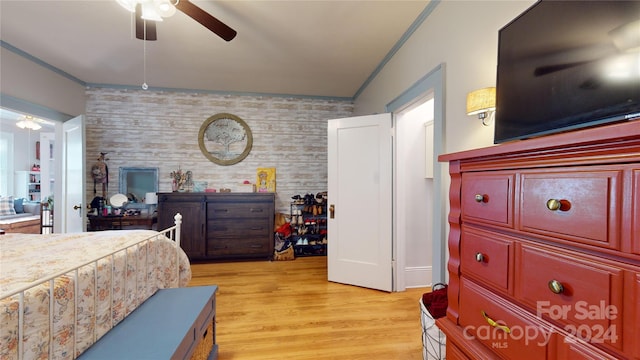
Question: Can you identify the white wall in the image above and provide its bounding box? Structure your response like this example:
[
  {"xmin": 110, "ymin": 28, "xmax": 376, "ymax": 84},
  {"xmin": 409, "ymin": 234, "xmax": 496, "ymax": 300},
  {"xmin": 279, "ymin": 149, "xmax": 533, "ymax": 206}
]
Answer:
[
  {"xmin": 1, "ymin": 125, "xmax": 40, "ymax": 199},
  {"xmin": 354, "ymin": 0, "xmax": 536, "ymax": 286},
  {"xmin": 0, "ymin": 47, "xmax": 86, "ymax": 117},
  {"xmin": 11, "ymin": 128, "xmax": 39, "ymax": 172},
  {"xmin": 354, "ymin": 0, "xmax": 535, "ymax": 153}
]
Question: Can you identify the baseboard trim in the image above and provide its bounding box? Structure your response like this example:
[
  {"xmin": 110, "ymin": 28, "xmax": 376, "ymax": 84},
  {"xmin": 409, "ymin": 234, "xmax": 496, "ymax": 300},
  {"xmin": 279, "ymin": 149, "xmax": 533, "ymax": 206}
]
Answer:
[{"xmin": 404, "ymin": 266, "xmax": 432, "ymax": 288}]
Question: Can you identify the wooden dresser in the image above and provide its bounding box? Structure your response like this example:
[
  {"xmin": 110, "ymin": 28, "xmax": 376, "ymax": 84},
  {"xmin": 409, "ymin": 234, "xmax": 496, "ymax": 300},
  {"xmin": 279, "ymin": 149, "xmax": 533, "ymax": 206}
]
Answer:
[
  {"xmin": 157, "ymin": 192, "xmax": 275, "ymax": 261},
  {"xmin": 437, "ymin": 120, "xmax": 640, "ymax": 360}
]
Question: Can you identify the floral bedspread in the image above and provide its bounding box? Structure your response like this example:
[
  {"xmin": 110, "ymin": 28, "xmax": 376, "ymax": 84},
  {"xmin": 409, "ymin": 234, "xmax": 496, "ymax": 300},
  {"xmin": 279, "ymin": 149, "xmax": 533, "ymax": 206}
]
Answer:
[{"xmin": 0, "ymin": 230, "xmax": 192, "ymax": 360}]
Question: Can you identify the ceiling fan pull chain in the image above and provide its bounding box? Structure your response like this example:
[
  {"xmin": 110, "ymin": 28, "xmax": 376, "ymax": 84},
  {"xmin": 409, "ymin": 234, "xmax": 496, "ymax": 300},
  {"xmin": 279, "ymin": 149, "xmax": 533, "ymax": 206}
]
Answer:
[{"xmin": 142, "ymin": 21, "xmax": 148, "ymax": 90}]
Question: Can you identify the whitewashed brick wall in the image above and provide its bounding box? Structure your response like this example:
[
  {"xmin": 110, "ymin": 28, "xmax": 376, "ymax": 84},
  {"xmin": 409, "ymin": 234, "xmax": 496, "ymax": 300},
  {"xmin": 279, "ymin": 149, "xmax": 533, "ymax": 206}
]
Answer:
[{"xmin": 84, "ymin": 88, "xmax": 353, "ymax": 213}]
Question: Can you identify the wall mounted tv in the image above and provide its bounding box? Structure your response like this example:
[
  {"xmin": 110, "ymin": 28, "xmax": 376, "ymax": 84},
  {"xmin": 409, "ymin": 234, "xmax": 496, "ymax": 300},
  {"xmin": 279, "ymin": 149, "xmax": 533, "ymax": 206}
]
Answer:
[{"xmin": 494, "ymin": 0, "xmax": 640, "ymax": 144}]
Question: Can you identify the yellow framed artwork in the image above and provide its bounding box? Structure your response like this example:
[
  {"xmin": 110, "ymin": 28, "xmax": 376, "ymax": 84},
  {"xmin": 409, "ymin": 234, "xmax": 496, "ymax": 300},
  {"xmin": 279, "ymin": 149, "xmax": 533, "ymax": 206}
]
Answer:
[{"xmin": 256, "ymin": 168, "xmax": 276, "ymax": 193}]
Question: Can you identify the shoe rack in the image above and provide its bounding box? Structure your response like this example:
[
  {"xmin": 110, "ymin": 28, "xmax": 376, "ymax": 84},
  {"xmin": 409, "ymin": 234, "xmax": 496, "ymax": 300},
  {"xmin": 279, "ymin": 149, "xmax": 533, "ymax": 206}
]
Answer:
[{"xmin": 290, "ymin": 192, "xmax": 327, "ymax": 256}]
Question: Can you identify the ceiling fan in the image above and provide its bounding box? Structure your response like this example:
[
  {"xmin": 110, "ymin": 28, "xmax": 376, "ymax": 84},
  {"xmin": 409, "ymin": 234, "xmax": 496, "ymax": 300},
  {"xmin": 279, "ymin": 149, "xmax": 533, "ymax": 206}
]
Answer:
[
  {"xmin": 533, "ymin": 18, "xmax": 639, "ymax": 77},
  {"xmin": 117, "ymin": 0, "xmax": 236, "ymax": 42}
]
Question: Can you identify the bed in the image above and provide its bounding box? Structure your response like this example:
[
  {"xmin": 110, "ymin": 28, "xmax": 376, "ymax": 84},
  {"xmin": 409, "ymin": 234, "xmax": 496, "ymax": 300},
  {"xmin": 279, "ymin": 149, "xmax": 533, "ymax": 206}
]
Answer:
[{"xmin": 0, "ymin": 214, "xmax": 191, "ymax": 360}]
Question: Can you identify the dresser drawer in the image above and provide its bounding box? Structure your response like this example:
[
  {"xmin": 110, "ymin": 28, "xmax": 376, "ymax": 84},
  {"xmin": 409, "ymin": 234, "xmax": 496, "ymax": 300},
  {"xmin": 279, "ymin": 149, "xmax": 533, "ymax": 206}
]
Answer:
[
  {"xmin": 461, "ymin": 226, "xmax": 514, "ymax": 292},
  {"xmin": 446, "ymin": 342, "xmax": 472, "ymax": 360},
  {"xmin": 208, "ymin": 202, "xmax": 271, "ymax": 219},
  {"xmin": 459, "ymin": 278, "xmax": 555, "ymax": 359},
  {"xmin": 519, "ymin": 169, "xmax": 622, "ymax": 249},
  {"xmin": 515, "ymin": 244, "xmax": 624, "ymax": 351},
  {"xmin": 207, "ymin": 218, "xmax": 271, "ymax": 237},
  {"xmin": 557, "ymin": 336, "xmax": 619, "ymax": 360},
  {"xmin": 207, "ymin": 237, "xmax": 271, "ymax": 256},
  {"xmin": 461, "ymin": 173, "xmax": 514, "ymax": 228}
]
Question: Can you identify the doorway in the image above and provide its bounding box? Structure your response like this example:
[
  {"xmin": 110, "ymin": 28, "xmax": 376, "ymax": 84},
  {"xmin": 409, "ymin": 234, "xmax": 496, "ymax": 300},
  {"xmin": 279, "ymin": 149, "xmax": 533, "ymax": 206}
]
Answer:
[
  {"xmin": 0, "ymin": 107, "xmax": 57, "ymax": 203},
  {"xmin": 394, "ymin": 98, "xmax": 435, "ymax": 289},
  {"xmin": 387, "ymin": 63, "xmax": 447, "ymax": 290},
  {"xmin": 327, "ymin": 64, "xmax": 446, "ymax": 292}
]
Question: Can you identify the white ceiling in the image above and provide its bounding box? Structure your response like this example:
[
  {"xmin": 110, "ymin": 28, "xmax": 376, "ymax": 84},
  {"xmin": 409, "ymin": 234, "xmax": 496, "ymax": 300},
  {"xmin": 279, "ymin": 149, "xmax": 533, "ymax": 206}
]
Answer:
[{"xmin": 0, "ymin": 0, "xmax": 430, "ymax": 99}]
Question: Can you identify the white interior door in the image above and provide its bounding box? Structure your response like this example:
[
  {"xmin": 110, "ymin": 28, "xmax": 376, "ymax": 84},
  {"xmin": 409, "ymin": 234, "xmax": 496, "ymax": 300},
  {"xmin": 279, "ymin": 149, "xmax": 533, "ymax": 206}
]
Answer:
[
  {"xmin": 327, "ymin": 113, "xmax": 393, "ymax": 292},
  {"xmin": 60, "ymin": 115, "xmax": 85, "ymax": 232}
]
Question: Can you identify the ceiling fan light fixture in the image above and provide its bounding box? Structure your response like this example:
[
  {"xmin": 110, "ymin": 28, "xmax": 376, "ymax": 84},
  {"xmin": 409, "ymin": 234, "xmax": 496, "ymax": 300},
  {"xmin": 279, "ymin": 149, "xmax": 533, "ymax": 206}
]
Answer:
[
  {"xmin": 155, "ymin": 0, "xmax": 177, "ymax": 17},
  {"xmin": 140, "ymin": 1, "xmax": 163, "ymax": 21}
]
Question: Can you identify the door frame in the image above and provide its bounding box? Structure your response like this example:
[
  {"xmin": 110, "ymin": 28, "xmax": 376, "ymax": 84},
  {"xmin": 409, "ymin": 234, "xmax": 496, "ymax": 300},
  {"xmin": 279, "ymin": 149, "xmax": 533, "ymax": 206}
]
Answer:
[{"xmin": 386, "ymin": 63, "xmax": 447, "ymax": 289}]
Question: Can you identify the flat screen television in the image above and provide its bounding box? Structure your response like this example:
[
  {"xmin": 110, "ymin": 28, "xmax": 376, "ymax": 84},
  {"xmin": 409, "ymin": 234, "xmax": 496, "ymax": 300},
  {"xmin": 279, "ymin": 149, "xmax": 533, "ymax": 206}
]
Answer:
[{"xmin": 494, "ymin": 0, "xmax": 640, "ymax": 144}]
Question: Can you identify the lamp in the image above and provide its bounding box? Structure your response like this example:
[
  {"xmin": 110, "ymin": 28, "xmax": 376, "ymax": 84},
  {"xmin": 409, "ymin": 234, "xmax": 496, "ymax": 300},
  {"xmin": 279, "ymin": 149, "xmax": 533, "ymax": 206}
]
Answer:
[
  {"xmin": 466, "ymin": 87, "xmax": 496, "ymax": 126},
  {"xmin": 16, "ymin": 116, "xmax": 42, "ymax": 130},
  {"xmin": 145, "ymin": 192, "xmax": 158, "ymax": 214}
]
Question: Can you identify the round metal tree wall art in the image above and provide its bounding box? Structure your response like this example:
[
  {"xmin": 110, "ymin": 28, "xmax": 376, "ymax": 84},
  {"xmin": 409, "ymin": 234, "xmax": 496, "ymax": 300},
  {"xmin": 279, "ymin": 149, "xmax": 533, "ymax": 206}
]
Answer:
[{"xmin": 198, "ymin": 113, "xmax": 253, "ymax": 166}]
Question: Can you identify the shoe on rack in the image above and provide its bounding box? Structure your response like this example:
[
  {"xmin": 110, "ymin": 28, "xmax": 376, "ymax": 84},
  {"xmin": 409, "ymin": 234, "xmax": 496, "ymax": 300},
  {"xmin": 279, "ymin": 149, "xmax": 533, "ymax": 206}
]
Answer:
[{"xmin": 296, "ymin": 238, "xmax": 304, "ymax": 245}]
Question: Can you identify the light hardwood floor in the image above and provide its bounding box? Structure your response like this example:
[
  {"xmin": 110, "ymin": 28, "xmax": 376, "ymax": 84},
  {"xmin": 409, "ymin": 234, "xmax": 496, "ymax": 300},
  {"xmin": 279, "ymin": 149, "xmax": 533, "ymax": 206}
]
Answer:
[{"xmin": 189, "ymin": 256, "xmax": 429, "ymax": 360}]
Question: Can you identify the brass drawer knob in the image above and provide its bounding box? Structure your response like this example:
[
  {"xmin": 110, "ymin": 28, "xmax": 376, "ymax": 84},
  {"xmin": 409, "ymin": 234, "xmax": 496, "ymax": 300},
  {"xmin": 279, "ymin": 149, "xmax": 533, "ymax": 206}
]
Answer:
[
  {"xmin": 546, "ymin": 199, "xmax": 571, "ymax": 211},
  {"xmin": 548, "ymin": 279, "xmax": 564, "ymax": 294},
  {"xmin": 474, "ymin": 194, "xmax": 487, "ymax": 203},
  {"xmin": 475, "ymin": 252, "xmax": 485, "ymax": 263},
  {"xmin": 546, "ymin": 199, "xmax": 561, "ymax": 211}
]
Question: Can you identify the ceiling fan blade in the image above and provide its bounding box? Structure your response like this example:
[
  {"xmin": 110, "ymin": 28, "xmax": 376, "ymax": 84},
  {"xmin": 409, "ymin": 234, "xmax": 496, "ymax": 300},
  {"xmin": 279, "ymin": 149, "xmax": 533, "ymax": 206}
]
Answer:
[
  {"xmin": 175, "ymin": 0, "xmax": 237, "ymax": 41},
  {"xmin": 135, "ymin": 4, "xmax": 157, "ymax": 41},
  {"xmin": 533, "ymin": 60, "xmax": 594, "ymax": 76}
]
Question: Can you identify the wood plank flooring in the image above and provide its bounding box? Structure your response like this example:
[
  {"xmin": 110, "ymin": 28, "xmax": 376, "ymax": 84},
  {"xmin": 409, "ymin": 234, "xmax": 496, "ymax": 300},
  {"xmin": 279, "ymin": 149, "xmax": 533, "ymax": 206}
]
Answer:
[{"xmin": 189, "ymin": 256, "xmax": 429, "ymax": 360}]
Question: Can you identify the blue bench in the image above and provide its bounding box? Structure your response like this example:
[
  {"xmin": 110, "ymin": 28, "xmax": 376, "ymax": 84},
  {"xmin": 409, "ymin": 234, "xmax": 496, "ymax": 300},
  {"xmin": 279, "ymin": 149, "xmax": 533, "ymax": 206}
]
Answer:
[{"xmin": 79, "ymin": 285, "xmax": 218, "ymax": 360}]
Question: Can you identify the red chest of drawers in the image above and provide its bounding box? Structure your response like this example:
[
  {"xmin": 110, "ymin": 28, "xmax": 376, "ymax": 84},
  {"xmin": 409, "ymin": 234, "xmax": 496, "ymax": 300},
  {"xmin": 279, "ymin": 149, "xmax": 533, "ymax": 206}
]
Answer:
[{"xmin": 437, "ymin": 120, "xmax": 640, "ymax": 360}]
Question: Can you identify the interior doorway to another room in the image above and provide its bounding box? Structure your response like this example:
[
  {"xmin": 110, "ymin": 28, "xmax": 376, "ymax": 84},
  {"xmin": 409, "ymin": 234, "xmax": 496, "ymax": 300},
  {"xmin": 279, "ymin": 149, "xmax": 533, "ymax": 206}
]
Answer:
[
  {"xmin": 386, "ymin": 63, "xmax": 446, "ymax": 290},
  {"xmin": 0, "ymin": 107, "xmax": 59, "ymax": 221},
  {"xmin": 394, "ymin": 97, "xmax": 435, "ymax": 289}
]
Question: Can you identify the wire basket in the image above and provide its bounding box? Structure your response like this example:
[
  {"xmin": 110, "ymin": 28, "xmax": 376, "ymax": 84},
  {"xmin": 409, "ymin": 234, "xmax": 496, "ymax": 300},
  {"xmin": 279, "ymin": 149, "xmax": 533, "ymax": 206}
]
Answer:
[{"xmin": 420, "ymin": 298, "xmax": 446, "ymax": 360}]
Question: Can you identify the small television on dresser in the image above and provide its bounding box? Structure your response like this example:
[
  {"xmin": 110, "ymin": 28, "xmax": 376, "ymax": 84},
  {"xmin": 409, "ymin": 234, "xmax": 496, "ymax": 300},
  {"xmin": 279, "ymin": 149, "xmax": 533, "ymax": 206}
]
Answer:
[{"xmin": 494, "ymin": 0, "xmax": 640, "ymax": 144}]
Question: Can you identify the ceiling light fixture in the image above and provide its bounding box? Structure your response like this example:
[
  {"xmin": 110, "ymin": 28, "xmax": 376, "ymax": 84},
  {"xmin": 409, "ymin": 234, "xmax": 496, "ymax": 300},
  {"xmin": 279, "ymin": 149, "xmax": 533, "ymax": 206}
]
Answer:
[
  {"xmin": 116, "ymin": 0, "xmax": 179, "ymax": 21},
  {"xmin": 16, "ymin": 116, "xmax": 42, "ymax": 131}
]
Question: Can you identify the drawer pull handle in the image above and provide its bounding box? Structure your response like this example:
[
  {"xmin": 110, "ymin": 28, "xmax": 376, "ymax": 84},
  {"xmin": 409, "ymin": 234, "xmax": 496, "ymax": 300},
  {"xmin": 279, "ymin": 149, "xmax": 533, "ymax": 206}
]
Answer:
[
  {"xmin": 481, "ymin": 311, "xmax": 511, "ymax": 334},
  {"xmin": 548, "ymin": 279, "xmax": 564, "ymax": 294},
  {"xmin": 474, "ymin": 194, "xmax": 487, "ymax": 203},
  {"xmin": 546, "ymin": 199, "xmax": 571, "ymax": 212},
  {"xmin": 475, "ymin": 253, "xmax": 485, "ymax": 263}
]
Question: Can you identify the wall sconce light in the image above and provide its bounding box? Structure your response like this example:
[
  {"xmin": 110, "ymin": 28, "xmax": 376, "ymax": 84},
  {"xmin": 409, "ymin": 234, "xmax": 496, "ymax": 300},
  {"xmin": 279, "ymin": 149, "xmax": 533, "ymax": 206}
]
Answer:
[{"xmin": 466, "ymin": 87, "xmax": 496, "ymax": 126}]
